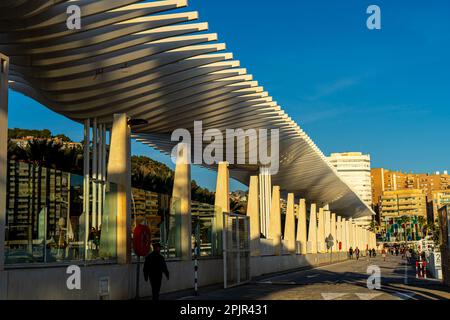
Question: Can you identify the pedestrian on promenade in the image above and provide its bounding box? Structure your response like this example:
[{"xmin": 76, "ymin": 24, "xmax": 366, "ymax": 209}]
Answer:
[
  {"xmin": 349, "ymin": 247, "xmax": 354, "ymax": 259},
  {"xmin": 143, "ymin": 243, "xmax": 170, "ymax": 301},
  {"xmin": 355, "ymin": 247, "xmax": 360, "ymax": 260},
  {"xmin": 405, "ymin": 249, "xmax": 412, "ymax": 264},
  {"xmin": 381, "ymin": 248, "xmax": 387, "ymax": 261},
  {"xmin": 372, "ymin": 248, "xmax": 376, "ymax": 257}
]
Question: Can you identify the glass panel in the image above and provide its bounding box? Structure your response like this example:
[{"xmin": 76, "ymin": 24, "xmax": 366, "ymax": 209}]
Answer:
[{"xmin": 4, "ymin": 160, "xmax": 118, "ymax": 265}]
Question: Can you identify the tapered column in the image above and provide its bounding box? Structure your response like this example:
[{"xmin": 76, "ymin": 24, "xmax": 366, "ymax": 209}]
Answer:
[
  {"xmin": 296, "ymin": 199, "xmax": 307, "ymax": 254},
  {"xmin": 356, "ymin": 226, "xmax": 360, "ymax": 249},
  {"xmin": 307, "ymin": 203, "xmax": 317, "ymax": 253},
  {"xmin": 336, "ymin": 216, "xmax": 342, "ymax": 251},
  {"xmin": 0, "ymin": 54, "xmax": 9, "ymax": 271},
  {"xmin": 259, "ymin": 167, "xmax": 272, "ymax": 237},
  {"xmin": 324, "ymin": 209, "xmax": 331, "ymax": 251},
  {"xmin": 330, "ymin": 213, "xmax": 336, "ymax": 251},
  {"xmin": 365, "ymin": 229, "xmax": 369, "ymax": 250},
  {"xmin": 284, "ymin": 193, "xmax": 296, "ymax": 254},
  {"xmin": 344, "ymin": 219, "xmax": 350, "ymax": 252},
  {"xmin": 170, "ymin": 143, "xmax": 192, "ymax": 260},
  {"xmin": 348, "ymin": 218, "xmax": 354, "ymax": 249},
  {"xmin": 214, "ymin": 161, "xmax": 229, "ymax": 256},
  {"xmin": 107, "ymin": 113, "xmax": 132, "ymax": 264},
  {"xmin": 317, "ymin": 207, "xmax": 325, "ymax": 253},
  {"xmin": 215, "ymin": 161, "xmax": 230, "ymax": 214},
  {"xmin": 247, "ymin": 176, "xmax": 260, "ymax": 256},
  {"xmin": 268, "ymin": 186, "xmax": 281, "ymax": 255}
]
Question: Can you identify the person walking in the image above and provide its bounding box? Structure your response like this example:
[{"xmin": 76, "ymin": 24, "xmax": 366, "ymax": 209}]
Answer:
[
  {"xmin": 355, "ymin": 247, "xmax": 360, "ymax": 260},
  {"xmin": 405, "ymin": 249, "xmax": 412, "ymax": 264},
  {"xmin": 381, "ymin": 248, "xmax": 387, "ymax": 261},
  {"xmin": 349, "ymin": 247, "xmax": 354, "ymax": 259},
  {"xmin": 143, "ymin": 243, "xmax": 169, "ymax": 301}
]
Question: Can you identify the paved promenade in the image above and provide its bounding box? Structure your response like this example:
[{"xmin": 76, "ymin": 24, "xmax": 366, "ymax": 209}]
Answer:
[{"xmin": 165, "ymin": 255, "xmax": 450, "ymax": 300}]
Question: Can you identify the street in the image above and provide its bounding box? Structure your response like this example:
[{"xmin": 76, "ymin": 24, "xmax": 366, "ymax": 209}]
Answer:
[{"xmin": 172, "ymin": 255, "xmax": 450, "ymax": 300}]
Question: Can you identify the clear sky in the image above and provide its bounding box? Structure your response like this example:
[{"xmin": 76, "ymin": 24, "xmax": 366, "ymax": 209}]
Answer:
[{"xmin": 7, "ymin": 0, "xmax": 450, "ymax": 191}]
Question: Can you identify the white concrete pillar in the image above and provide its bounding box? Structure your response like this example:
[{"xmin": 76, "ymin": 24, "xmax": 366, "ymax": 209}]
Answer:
[
  {"xmin": 269, "ymin": 186, "xmax": 281, "ymax": 255},
  {"xmin": 344, "ymin": 219, "xmax": 350, "ymax": 252},
  {"xmin": 336, "ymin": 216, "xmax": 342, "ymax": 251},
  {"xmin": 348, "ymin": 218, "xmax": 354, "ymax": 249},
  {"xmin": 307, "ymin": 203, "xmax": 317, "ymax": 254},
  {"xmin": 296, "ymin": 199, "xmax": 307, "ymax": 254},
  {"xmin": 215, "ymin": 161, "xmax": 230, "ymax": 214},
  {"xmin": 317, "ymin": 207, "xmax": 325, "ymax": 253},
  {"xmin": 331, "ymin": 213, "xmax": 336, "ymax": 251},
  {"xmin": 259, "ymin": 167, "xmax": 272, "ymax": 237},
  {"xmin": 284, "ymin": 193, "xmax": 296, "ymax": 254},
  {"xmin": 324, "ymin": 209, "xmax": 331, "ymax": 247},
  {"xmin": 247, "ymin": 176, "xmax": 260, "ymax": 256},
  {"xmin": 171, "ymin": 143, "xmax": 192, "ymax": 261},
  {"xmin": 214, "ymin": 161, "xmax": 229, "ymax": 255},
  {"xmin": 0, "ymin": 54, "xmax": 9, "ymax": 271},
  {"xmin": 365, "ymin": 229, "xmax": 370, "ymax": 250},
  {"xmin": 107, "ymin": 113, "xmax": 132, "ymax": 264}
]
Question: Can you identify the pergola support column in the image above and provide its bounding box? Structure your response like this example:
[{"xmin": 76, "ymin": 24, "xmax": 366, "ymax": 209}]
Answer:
[
  {"xmin": 171, "ymin": 143, "xmax": 192, "ymax": 261},
  {"xmin": 330, "ymin": 213, "xmax": 336, "ymax": 252},
  {"xmin": 336, "ymin": 216, "xmax": 342, "ymax": 251},
  {"xmin": 0, "ymin": 53, "xmax": 9, "ymax": 271},
  {"xmin": 247, "ymin": 176, "xmax": 260, "ymax": 256},
  {"xmin": 307, "ymin": 203, "xmax": 317, "ymax": 254},
  {"xmin": 296, "ymin": 199, "xmax": 307, "ymax": 254},
  {"xmin": 107, "ymin": 114, "xmax": 132, "ymax": 264},
  {"xmin": 324, "ymin": 209, "xmax": 331, "ymax": 252},
  {"xmin": 284, "ymin": 193, "xmax": 296, "ymax": 254},
  {"xmin": 344, "ymin": 218, "xmax": 350, "ymax": 252},
  {"xmin": 317, "ymin": 207, "xmax": 325, "ymax": 253},
  {"xmin": 214, "ymin": 161, "xmax": 229, "ymax": 256},
  {"xmin": 268, "ymin": 186, "xmax": 281, "ymax": 256},
  {"xmin": 258, "ymin": 167, "xmax": 271, "ymax": 237}
]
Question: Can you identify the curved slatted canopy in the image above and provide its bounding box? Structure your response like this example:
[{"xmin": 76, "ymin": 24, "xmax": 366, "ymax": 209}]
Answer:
[{"xmin": 0, "ymin": 0, "xmax": 374, "ymax": 219}]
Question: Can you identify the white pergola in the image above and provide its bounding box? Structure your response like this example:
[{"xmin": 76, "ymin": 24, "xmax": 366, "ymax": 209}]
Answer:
[{"xmin": 0, "ymin": 0, "xmax": 374, "ymax": 219}]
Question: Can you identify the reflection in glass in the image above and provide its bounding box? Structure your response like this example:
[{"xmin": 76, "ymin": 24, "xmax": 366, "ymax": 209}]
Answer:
[{"xmin": 4, "ymin": 160, "xmax": 118, "ymax": 265}]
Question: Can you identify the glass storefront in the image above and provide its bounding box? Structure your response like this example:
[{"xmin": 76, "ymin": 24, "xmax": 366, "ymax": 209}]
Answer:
[
  {"xmin": 4, "ymin": 160, "xmax": 118, "ymax": 265},
  {"xmin": 4, "ymin": 160, "xmax": 223, "ymax": 266},
  {"xmin": 130, "ymin": 191, "xmax": 222, "ymax": 260}
]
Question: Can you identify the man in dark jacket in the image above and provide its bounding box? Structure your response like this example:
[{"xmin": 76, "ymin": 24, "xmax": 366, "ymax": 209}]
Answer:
[{"xmin": 143, "ymin": 243, "xmax": 169, "ymax": 301}]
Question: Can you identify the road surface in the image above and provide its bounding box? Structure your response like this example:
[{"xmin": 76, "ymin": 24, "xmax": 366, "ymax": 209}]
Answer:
[{"xmin": 166, "ymin": 255, "xmax": 450, "ymax": 300}]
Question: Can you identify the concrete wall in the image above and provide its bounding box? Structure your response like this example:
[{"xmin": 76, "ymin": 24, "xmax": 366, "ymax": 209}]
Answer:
[
  {"xmin": 251, "ymin": 252, "xmax": 348, "ymax": 277},
  {"xmin": 0, "ymin": 252, "xmax": 346, "ymax": 300}
]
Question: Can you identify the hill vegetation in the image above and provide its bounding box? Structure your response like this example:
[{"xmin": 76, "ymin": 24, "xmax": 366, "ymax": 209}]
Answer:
[{"xmin": 7, "ymin": 128, "xmax": 215, "ymax": 204}]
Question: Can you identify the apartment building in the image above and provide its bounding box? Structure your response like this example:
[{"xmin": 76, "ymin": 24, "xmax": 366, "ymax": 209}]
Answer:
[{"xmin": 328, "ymin": 152, "xmax": 373, "ymax": 228}]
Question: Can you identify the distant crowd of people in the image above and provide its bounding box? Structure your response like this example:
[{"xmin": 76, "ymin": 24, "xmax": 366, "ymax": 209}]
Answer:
[{"xmin": 348, "ymin": 247, "xmax": 377, "ymax": 260}]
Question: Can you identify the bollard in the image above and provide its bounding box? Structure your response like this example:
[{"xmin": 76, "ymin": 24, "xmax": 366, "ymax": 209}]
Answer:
[
  {"xmin": 194, "ymin": 242, "xmax": 199, "ymax": 296},
  {"xmin": 415, "ymin": 261, "xmax": 419, "ymax": 278},
  {"xmin": 423, "ymin": 261, "xmax": 427, "ymax": 279}
]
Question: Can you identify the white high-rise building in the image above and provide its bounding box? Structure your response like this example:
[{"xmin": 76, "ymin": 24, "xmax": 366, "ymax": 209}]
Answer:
[{"xmin": 327, "ymin": 152, "xmax": 373, "ymax": 228}]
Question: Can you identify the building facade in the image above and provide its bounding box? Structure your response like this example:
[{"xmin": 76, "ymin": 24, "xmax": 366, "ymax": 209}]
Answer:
[
  {"xmin": 328, "ymin": 152, "xmax": 373, "ymax": 228},
  {"xmin": 380, "ymin": 189, "xmax": 427, "ymax": 241},
  {"xmin": 431, "ymin": 190, "xmax": 450, "ymax": 223},
  {"xmin": 380, "ymin": 189, "xmax": 427, "ymax": 218},
  {"xmin": 372, "ymin": 168, "xmax": 450, "ymax": 222}
]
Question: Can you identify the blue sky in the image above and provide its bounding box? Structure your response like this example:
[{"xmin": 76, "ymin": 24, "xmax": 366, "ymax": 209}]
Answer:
[{"xmin": 7, "ymin": 0, "xmax": 450, "ymax": 191}]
